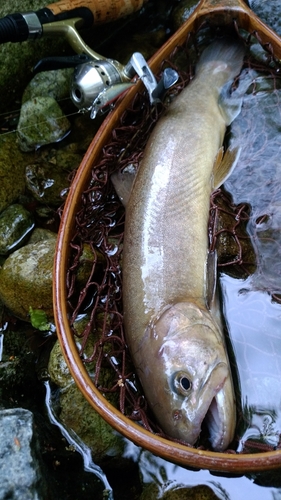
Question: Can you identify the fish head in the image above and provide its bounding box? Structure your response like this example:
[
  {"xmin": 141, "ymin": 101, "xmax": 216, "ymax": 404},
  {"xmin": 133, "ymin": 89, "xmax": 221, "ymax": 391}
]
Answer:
[{"xmin": 137, "ymin": 302, "xmax": 235, "ymax": 451}]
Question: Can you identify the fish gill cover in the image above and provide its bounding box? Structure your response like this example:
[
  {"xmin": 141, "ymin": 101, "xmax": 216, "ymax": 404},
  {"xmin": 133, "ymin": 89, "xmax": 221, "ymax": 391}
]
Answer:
[{"xmin": 60, "ymin": 24, "xmax": 281, "ymax": 453}]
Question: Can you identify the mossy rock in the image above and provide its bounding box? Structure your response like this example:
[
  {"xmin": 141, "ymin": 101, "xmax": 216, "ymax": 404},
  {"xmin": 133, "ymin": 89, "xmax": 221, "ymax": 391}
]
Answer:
[
  {"xmin": 17, "ymin": 97, "xmax": 70, "ymax": 152},
  {"xmin": 22, "ymin": 68, "xmax": 73, "ymax": 104},
  {"xmin": 59, "ymin": 384, "xmax": 124, "ymax": 462},
  {"xmin": 49, "ymin": 329, "xmax": 124, "ymax": 463},
  {"xmin": 0, "ymin": 134, "xmax": 34, "ymax": 214},
  {"xmin": 0, "ymin": 1, "xmax": 68, "ymax": 114},
  {"xmin": 0, "ymin": 235, "xmax": 56, "ymax": 320},
  {"xmin": 0, "ymin": 203, "xmax": 34, "ymax": 255}
]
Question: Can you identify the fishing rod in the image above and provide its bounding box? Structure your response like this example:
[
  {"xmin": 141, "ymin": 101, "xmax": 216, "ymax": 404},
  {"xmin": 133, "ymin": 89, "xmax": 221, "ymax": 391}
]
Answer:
[
  {"xmin": 0, "ymin": 0, "xmax": 178, "ymax": 119},
  {"xmin": 0, "ymin": 0, "xmax": 149, "ymax": 43}
]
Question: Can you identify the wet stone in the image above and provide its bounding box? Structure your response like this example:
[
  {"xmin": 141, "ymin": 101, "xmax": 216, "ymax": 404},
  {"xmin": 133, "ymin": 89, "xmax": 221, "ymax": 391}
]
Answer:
[
  {"xmin": 28, "ymin": 227, "xmax": 58, "ymax": 245},
  {"xmin": 0, "ymin": 408, "xmax": 46, "ymax": 500},
  {"xmin": 59, "ymin": 384, "xmax": 125, "ymax": 463},
  {"xmin": 48, "ymin": 333, "xmax": 124, "ymax": 462},
  {"xmin": 26, "ymin": 163, "xmax": 68, "ymax": 206},
  {"xmin": 0, "ymin": 204, "xmax": 34, "ymax": 255},
  {"xmin": 48, "ymin": 340, "xmax": 74, "ymax": 389},
  {"xmin": 25, "ymin": 147, "xmax": 82, "ymax": 206},
  {"xmin": 17, "ymin": 97, "xmax": 71, "ymax": 152},
  {"xmin": 76, "ymin": 243, "xmax": 106, "ymax": 291},
  {"xmin": 172, "ymin": 0, "xmax": 200, "ymax": 31},
  {"xmin": 47, "ymin": 145, "xmax": 83, "ymax": 172},
  {"xmin": 48, "ymin": 315, "xmax": 93, "ymax": 389},
  {"xmin": 0, "ymin": 1, "xmax": 68, "ymax": 114},
  {"xmin": 0, "ymin": 235, "xmax": 56, "ymax": 320},
  {"xmin": 0, "ymin": 134, "xmax": 33, "ymax": 214},
  {"xmin": 22, "ymin": 68, "xmax": 73, "ymax": 104}
]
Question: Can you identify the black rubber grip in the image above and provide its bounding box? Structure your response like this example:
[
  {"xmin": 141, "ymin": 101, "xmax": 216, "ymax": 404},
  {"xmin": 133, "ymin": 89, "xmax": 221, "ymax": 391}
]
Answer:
[
  {"xmin": 0, "ymin": 7, "xmax": 93, "ymax": 45},
  {"xmin": 0, "ymin": 13, "xmax": 29, "ymax": 43}
]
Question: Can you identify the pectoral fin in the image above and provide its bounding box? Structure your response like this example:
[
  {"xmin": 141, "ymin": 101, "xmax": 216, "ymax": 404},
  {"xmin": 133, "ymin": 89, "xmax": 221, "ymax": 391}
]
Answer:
[
  {"xmin": 212, "ymin": 145, "xmax": 241, "ymax": 189},
  {"xmin": 206, "ymin": 250, "xmax": 218, "ymax": 310},
  {"xmin": 111, "ymin": 164, "xmax": 137, "ymax": 207}
]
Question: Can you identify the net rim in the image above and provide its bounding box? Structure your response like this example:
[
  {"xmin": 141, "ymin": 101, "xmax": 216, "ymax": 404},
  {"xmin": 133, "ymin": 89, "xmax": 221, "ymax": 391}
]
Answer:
[{"xmin": 53, "ymin": 0, "xmax": 281, "ymax": 472}]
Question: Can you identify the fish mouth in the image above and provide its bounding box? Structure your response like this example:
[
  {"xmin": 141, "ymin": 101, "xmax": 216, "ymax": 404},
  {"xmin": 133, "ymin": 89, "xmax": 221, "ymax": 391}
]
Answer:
[
  {"xmin": 197, "ymin": 360, "xmax": 234, "ymax": 452},
  {"xmin": 204, "ymin": 388, "xmax": 230, "ymax": 451}
]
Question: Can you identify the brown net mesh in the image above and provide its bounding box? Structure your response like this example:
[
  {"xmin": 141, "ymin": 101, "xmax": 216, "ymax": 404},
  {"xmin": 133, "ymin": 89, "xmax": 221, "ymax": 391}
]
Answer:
[{"xmin": 61, "ymin": 22, "xmax": 281, "ymax": 452}]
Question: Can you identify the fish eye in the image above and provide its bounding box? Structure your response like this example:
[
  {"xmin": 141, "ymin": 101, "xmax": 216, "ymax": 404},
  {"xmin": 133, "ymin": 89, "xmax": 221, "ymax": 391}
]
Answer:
[{"xmin": 173, "ymin": 371, "xmax": 192, "ymax": 396}]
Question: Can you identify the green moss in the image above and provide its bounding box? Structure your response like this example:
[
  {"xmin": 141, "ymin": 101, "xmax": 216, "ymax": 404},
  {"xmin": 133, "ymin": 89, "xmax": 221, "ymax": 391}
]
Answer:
[{"xmin": 29, "ymin": 307, "xmax": 51, "ymax": 331}]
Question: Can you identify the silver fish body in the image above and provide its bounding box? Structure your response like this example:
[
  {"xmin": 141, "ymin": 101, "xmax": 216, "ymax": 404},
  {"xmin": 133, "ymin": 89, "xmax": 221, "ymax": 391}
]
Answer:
[{"xmin": 121, "ymin": 40, "xmax": 246, "ymax": 451}]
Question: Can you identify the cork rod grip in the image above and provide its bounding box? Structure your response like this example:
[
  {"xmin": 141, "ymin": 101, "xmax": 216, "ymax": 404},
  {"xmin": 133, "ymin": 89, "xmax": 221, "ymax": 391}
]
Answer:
[{"xmin": 47, "ymin": 0, "xmax": 148, "ymax": 24}]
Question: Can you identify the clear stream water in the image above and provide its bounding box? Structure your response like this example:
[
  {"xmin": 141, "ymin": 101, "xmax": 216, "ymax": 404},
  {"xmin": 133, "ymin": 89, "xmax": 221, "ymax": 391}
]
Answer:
[{"xmin": 223, "ymin": 77, "xmax": 281, "ymax": 451}]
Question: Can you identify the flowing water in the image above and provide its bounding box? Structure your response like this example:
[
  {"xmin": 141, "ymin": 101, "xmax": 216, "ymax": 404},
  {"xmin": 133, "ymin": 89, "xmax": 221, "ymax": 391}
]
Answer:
[{"xmin": 222, "ymin": 76, "xmax": 281, "ymax": 451}]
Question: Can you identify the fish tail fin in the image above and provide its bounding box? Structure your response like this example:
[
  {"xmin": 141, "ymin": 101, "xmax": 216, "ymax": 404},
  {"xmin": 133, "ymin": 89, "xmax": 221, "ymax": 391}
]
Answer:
[{"xmin": 196, "ymin": 38, "xmax": 245, "ymax": 84}]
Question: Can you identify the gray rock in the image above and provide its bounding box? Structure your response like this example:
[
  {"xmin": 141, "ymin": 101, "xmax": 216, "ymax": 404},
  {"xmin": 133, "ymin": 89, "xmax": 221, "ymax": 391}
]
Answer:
[
  {"xmin": 0, "ymin": 203, "xmax": 34, "ymax": 255},
  {"xmin": 22, "ymin": 68, "xmax": 73, "ymax": 104},
  {"xmin": 28, "ymin": 228, "xmax": 58, "ymax": 245},
  {"xmin": 17, "ymin": 97, "xmax": 71, "ymax": 152},
  {"xmin": 0, "ymin": 408, "xmax": 46, "ymax": 500}
]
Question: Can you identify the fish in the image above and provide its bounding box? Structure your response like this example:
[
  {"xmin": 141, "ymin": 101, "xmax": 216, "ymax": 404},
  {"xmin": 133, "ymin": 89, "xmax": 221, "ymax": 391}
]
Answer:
[{"xmin": 113, "ymin": 39, "xmax": 248, "ymax": 451}]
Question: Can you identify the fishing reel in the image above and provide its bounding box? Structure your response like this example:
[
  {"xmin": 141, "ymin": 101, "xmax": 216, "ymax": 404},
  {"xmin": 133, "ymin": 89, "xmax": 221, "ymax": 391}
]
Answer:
[
  {"xmin": 34, "ymin": 17, "xmax": 179, "ymax": 118},
  {"xmin": 70, "ymin": 52, "xmax": 179, "ymax": 118}
]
